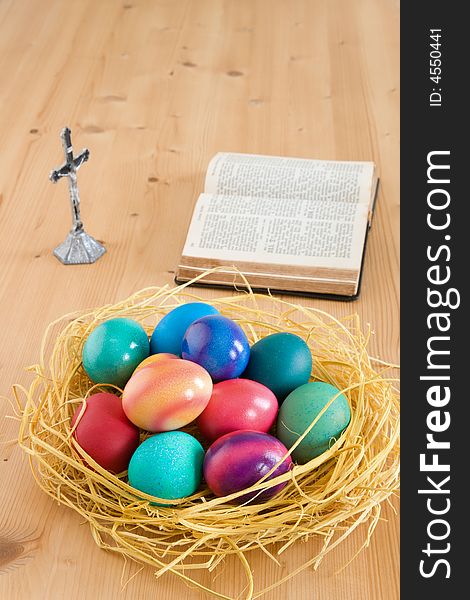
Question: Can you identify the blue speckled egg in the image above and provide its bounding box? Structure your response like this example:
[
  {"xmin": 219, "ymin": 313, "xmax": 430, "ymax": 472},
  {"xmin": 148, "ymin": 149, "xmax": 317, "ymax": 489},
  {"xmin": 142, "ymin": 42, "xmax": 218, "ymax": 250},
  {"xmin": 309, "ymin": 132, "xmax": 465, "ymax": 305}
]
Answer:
[
  {"xmin": 181, "ymin": 315, "xmax": 250, "ymax": 381},
  {"xmin": 128, "ymin": 431, "xmax": 204, "ymax": 502},
  {"xmin": 82, "ymin": 318, "xmax": 150, "ymax": 388},
  {"xmin": 243, "ymin": 332, "xmax": 312, "ymax": 402},
  {"xmin": 150, "ymin": 302, "xmax": 219, "ymax": 356},
  {"xmin": 277, "ymin": 382, "xmax": 351, "ymax": 463}
]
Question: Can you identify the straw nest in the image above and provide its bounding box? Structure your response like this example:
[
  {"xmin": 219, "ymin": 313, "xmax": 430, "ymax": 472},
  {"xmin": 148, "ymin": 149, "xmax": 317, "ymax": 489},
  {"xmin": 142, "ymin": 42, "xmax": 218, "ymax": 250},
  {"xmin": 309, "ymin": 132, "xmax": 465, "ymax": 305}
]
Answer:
[{"xmin": 15, "ymin": 271, "xmax": 399, "ymax": 599}]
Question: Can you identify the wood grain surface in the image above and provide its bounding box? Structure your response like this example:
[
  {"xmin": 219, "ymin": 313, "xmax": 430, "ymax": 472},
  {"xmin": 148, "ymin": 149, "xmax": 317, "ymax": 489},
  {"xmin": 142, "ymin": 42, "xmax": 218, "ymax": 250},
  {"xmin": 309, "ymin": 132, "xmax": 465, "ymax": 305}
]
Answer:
[{"xmin": 0, "ymin": 1, "xmax": 399, "ymax": 598}]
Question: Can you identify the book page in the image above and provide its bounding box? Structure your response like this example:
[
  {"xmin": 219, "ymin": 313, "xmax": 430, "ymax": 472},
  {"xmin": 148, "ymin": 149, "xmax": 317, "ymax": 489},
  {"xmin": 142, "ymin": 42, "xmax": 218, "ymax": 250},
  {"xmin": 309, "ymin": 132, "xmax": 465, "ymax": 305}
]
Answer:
[
  {"xmin": 205, "ymin": 152, "xmax": 374, "ymax": 207},
  {"xmin": 182, "ymin": 193, "xmax": 369, "ymax": 270}
]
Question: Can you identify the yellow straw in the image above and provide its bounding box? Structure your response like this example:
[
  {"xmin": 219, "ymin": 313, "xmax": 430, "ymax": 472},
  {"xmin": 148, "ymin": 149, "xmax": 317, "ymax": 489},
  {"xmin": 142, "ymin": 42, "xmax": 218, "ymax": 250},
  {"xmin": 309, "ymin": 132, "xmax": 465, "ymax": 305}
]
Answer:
[{"xmin": 14, "ymin": 267, "xmax": 399, "ymax": 599}]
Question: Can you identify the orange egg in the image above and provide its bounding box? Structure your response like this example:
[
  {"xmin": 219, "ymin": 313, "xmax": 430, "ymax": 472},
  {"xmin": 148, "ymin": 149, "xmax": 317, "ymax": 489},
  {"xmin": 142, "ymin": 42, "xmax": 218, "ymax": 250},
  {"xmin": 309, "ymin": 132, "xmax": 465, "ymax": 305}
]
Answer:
[
  {"xmin": 133, "ymin": 352, "xmax": 179, "ymax": 374},
  {"xmin": 122, "ymin": 358, "xmax": 212, "ymax": 432}
]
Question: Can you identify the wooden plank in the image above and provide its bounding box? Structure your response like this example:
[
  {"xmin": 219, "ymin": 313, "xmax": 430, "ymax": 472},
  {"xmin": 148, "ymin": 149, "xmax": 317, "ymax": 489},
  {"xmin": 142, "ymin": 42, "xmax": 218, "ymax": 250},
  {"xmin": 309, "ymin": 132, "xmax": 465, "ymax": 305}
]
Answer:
[{"xmin": 0, "ymin": 0, "xmax": 399, "ymax": 598}]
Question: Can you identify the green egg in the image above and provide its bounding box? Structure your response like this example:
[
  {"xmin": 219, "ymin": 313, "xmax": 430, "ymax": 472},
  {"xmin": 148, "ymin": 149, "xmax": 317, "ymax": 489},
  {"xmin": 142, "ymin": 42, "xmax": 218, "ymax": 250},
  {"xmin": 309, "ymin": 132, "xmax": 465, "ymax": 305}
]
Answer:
[
  {"xmin": 276, "ymin": 382, "xmax": 351, "ymax": 463},
  {"xmin": 242, "ymin": 332, "xmax": 312, "ymax": 402},
  {"xmin": 82, "ymin": 318, "xmax": 149, "ymax": 388},
  {"xmin": 128, "ymin": 431, "xmax": 204, "ymax": 504}
]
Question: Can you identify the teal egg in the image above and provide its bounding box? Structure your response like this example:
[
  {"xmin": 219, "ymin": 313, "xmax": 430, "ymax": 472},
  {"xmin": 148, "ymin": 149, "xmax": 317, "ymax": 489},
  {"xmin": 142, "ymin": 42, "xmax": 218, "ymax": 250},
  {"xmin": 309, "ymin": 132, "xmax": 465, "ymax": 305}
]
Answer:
[
  {"xmin": 277, "ymin": 382, "xmax": 351, "ymax": 463},
  {"xmin": 243, "ymin": 333, "xmax": 312, "ymax": 401},
  {"xmin": 128, "ymin": 431, "xmax": 204, "ymax": 502},
  {"xmin": 82, "ymin": 318, "xmax": 150, "ymax": 388}
]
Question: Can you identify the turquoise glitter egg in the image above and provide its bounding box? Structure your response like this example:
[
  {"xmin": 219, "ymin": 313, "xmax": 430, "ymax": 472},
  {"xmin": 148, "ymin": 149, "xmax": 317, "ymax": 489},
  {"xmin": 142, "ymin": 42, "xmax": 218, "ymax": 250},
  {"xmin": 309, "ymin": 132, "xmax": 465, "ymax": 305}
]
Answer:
[
  {"xmin": 277, "ymin": 382, "xmax": 351, "ymax": 463},
  {"xmin": 128, "ymin": 431, "xmax": 204, "ymax": 502},
  {"xmin": 150, "ymin": 302, "xmax": 219, "ymax": 356},
  {"xmin": 82, "ymin": 318, "xmax": 150, "ymax": 388},
  {"xmin": 242, "ymin": 332, "xmax": 312, "ymax": 402}
]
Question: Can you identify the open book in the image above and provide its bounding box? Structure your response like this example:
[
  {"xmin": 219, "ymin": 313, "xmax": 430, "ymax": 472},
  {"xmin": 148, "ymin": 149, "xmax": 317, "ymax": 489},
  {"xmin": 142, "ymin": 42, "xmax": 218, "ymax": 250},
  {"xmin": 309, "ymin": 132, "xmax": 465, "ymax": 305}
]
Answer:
[{"xmin": 175, "ymin": 152, "xmax": 378, "ymax": 299}]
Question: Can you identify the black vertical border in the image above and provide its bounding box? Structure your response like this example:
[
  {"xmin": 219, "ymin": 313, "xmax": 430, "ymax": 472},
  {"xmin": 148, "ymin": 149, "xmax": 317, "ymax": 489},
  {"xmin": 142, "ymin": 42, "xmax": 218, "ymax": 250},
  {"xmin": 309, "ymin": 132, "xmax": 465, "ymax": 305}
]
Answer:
[{"xmin": 401, "ymin": 4, "xmax": 466, "ymax": 597}]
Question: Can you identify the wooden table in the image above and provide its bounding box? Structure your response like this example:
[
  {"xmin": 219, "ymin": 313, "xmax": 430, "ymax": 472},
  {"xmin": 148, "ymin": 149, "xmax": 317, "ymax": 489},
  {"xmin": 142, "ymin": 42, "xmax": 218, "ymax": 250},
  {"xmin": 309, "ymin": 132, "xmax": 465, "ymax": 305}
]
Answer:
[{"xmin": 0, "ymin": 1, "xmax": 399, "ymax": 598}]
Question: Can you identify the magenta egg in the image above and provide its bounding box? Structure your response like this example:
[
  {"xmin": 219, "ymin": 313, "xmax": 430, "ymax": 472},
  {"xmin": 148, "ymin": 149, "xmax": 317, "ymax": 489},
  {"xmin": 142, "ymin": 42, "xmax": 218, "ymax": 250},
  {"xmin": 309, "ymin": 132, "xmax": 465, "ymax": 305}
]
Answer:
[
  {"xmin": 197, "ymin": 379, "xmax": 278, "ymax": 443},
  {"xmin": 203, "ymin": 430, "xmax": 292, "ymax": 503}
]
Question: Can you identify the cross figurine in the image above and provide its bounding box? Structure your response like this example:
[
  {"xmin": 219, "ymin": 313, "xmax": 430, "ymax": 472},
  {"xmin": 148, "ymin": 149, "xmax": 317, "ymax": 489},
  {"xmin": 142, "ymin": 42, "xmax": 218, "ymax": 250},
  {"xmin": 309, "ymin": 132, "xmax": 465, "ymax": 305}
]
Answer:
[{"xmin": 49, "ymin": 127, "xmax": 106, "ymax": 264}]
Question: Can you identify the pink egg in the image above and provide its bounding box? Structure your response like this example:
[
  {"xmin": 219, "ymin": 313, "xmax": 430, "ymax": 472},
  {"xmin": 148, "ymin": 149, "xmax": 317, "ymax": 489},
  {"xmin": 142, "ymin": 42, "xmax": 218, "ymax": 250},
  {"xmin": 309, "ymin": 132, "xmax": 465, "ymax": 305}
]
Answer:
[
  {"xmin": 71, "ymin": 392, "xmax": 140, "ymax": 473},
  {"xmin": 197, "ymin": 379, "xmax": 279, "ymax": 442},
  {"xmin": 122, "ymin": 358, "xmax": 212, "ymax": 432},
  {"xmin": 133, "ymin": 352, "xmax": 179, "ymax": 374}
]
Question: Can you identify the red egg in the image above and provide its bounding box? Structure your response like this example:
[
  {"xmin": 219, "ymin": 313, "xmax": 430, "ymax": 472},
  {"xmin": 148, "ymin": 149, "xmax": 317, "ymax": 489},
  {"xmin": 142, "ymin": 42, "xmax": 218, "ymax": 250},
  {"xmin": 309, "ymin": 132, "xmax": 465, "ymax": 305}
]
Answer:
[
  {"xmin": 196, "ymin": 379, "xmax": 279, "ymax": 443},
  {"xmin": 71, "ymin": 392, "xmax": 140, "ymax": 473}
]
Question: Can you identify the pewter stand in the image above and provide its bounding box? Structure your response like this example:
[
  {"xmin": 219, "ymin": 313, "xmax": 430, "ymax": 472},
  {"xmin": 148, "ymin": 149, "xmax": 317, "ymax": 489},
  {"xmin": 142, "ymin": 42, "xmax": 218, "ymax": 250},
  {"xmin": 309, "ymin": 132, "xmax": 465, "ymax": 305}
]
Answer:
[{"xmin": 49, "ymin": 127, "xmax": 106, "ymax": 264}]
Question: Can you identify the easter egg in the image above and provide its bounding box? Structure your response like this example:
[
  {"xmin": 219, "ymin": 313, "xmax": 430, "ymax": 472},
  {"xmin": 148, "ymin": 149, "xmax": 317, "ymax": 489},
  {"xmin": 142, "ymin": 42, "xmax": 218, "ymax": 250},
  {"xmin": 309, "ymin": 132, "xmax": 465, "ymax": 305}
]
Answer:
[
  {"xmin": 133, "ymin": 353, "xmax": 178, "ymax": 373},
  {"xmin": 277, "ymin": 382, "xmax": 351, "ymax": 463},
  {"xmin": 181, "ymin": 315, "xmax": 250, "ymax": 381},
  {"xmin": 128, "ymin": 431, "xmax": 204, "ymax": 502},
  {"xmin": 71, "ymin": 392, "xmax": 140, "ymax": 473},
  {"xmin": 203, "ymin": 430, "xmax": 292, "ymax": 503},
  {"xmin": 82, "ymin": 318, "xmax": 150, "ymax": 388},
  {"xmin": 150, "ymin": 302, "xmax": 219, "ymax": 356},
  {"xmin": 122, "ymin": 358, "xmax": 212, "ymax": 431},
  {"xmin": 197, "ymin": 379, "xmax": 278, "ymax": 443},
  {"xmin": 243, "ymin": 332, "xmax": 312, "ymax": 402}
]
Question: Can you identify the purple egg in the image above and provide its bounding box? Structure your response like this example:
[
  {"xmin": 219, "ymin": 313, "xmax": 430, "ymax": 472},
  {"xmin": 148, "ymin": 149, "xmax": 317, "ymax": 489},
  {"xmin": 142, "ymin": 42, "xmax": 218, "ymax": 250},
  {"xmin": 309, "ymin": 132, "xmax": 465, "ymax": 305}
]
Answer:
[
  {"xmin": 181, "ymin": 315, "xmax": 250, "ymax": 382},
  {"xmin": 203, "ymin": 430, "xmax": 293, "ymax": 503}
]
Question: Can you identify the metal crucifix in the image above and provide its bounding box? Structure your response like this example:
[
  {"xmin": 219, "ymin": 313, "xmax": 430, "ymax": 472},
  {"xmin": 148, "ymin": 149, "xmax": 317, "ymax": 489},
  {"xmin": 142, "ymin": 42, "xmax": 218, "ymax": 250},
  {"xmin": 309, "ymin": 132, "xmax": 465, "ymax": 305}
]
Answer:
[{"xmin": 49, "ymin": 127, "xmax": 106, "ymax": 264}]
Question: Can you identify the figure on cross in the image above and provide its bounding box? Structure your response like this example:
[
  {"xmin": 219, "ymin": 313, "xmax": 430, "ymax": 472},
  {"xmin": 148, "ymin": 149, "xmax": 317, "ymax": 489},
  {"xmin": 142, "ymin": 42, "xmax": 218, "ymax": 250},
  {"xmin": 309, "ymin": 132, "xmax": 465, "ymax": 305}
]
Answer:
[{"xmin": 49, "ymin": 127, "xmax": 106, "ymax": 264}]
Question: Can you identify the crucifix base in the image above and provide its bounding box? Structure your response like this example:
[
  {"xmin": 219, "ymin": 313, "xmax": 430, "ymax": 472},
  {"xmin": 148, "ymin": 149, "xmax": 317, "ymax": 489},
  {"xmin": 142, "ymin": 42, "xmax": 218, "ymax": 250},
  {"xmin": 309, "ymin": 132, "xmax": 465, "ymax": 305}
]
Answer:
[{"xmin": 53, "ymin": 229, "xmax": 106, "ymax": 265}]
